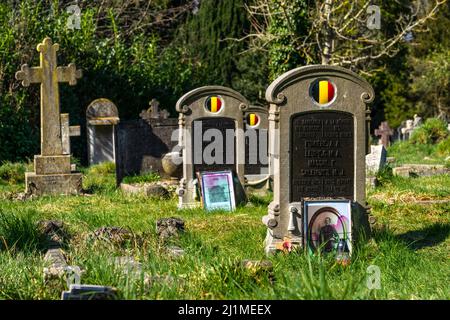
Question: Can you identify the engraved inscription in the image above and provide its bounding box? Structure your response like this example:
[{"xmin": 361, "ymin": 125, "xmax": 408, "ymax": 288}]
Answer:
[
  {"xmin": 290, "ymin": 111, "xmax": 354, "ymax": 200},
  {"xmin": 192, "ymin": 117, "xmax": 236, "ymax": 173}
]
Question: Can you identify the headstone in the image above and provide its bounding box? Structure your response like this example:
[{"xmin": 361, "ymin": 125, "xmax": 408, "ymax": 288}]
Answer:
[
  {"xmin": 262, "ymin": 65, "xmax": 375, "ymax": 254},
  {"xmin": 140, "ymin": 98, "xmax": 170, "ymax": 121},
  {"xmin": 115, "ymin": 115, "xmax": 179, "ymax": 184},
  {"xmin": 176, "ymin": 86, "xmax": 249, "ymax": 208},
  {"xmin": 413, "ymin": 114, "xmax": 423, "ymax": 128},
  {"xmin": 61, "ymin": 114, "xmax": 81, "ymax": 156},
  {"xmin": 86, "ymin": 98, "xmax": 120, "ymax": 165},
  {"xmin": 244, "ymin": 105, "xmax": 270, "ymax": 189},
  {"xmin": 401, "ymin": 119, "xmax": 414, "ymax": 140},
  {"xmin": 374, "ymin": 121, "xmax": 393, "ymax": 148},
  {"xmin": 15, "ymin": 37, "xmax": 82, "ymax": 196},
  {"xmin": 365, "ymin": 145, "xmax": 387, "ymax": 173}
]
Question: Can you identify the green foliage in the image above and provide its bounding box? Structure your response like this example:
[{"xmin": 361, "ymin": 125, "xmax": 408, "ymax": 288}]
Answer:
[
  {"xmin": 267, "ymin": 0, "xmax": 309, "ymax": 80},
  {"xmin": 410, "ymin": 118, "xmax": 448, "ymax": 145},
  {"xmin": 178, "ymin": 0, "xmax": 267, "ymax": 102},
  {"xmin": 122, "ymin": 172, "xmax": 161, "ymax": 184},
  {"xmin": 375, "ymin": 165, "xmax": 394, "ymax": 187},
  {"xmin": 0, "ymin": 0, "xmax": 194, "ymax": 163},
  {"xmin": 0, "ymin": 162, "xmax": 27, "ymax": 184},
  {"xmin": 436, "ymin": 137, "xmax": 450, "ymax": 158}
]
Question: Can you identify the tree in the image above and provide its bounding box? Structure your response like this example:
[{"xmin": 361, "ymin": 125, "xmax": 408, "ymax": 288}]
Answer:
[{"xmin": 245, "ymin": 0, "xmax": 447, "ymax": 74}]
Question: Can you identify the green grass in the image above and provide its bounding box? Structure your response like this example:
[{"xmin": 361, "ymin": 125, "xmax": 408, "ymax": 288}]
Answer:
[{"xmin": 0, "ymin": 164, "xmax": 448, "ymax": 299}]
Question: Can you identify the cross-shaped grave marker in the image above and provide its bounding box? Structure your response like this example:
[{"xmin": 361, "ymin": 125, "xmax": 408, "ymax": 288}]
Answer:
[
  {"xmin": 374, "ymin": 121, "xmax": 393, "ymax": 148},
  {"xmin": 15, "ymin": 37, "xmax": 83, "ymax": 195}
]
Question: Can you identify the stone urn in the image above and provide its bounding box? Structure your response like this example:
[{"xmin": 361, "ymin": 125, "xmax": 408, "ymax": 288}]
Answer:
[{"xmin": 161, "ymin": 152, "xmax": 182, "ymax": 179}]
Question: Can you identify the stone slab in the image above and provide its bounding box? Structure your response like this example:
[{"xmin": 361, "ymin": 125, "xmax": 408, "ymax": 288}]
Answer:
[
  {"xmin": 25, "ymin": 172, "xmax": 82, "ymax": 196},
  {"xmin": 34, "ymin": 155, "xmax": 71, "ymax": 175},
  {"xmin": 393, "ymin": 164, "xmax": 449, "ymax": 177}
]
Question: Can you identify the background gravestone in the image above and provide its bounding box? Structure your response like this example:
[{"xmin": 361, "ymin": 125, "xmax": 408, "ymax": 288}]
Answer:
[
  {"xmin": 244, "ymin": 105, "xmax": 270, "ymax": 191},
  {"xmin": 262, "ymin": 65, "xmax": 374, "ymax": 254},
  {"xmin": 115, "ymin": 103, "xmax": 178, "ymax": 184},
  {"xmin": 176, "ymin": 86, "xmax": 249, "ymax": 208},
  {"xmin": 86, "ymin": 99, "xmax": 120, "ymax": 166}
]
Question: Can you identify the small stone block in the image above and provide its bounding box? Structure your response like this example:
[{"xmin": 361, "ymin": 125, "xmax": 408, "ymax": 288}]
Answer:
[{"xmin": 34, "ymin": 155, "xmax": 71, "ymax": 175}]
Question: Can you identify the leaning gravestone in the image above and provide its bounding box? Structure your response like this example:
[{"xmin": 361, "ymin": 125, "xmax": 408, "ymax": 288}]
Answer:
[
  {"xmin": 262, "ymin": 65, "xmax": 374, "ymax": 254},
  {"xmin": 176, "ymin": 86, "xmax": 249, "ymax": 208},
  {"xmin": 15, "ymin": 37, "xmax": 82, "ymax": 196},
  {"xmin": 86, "ymin": 98, "xmax": 120, "ymax": 165}
]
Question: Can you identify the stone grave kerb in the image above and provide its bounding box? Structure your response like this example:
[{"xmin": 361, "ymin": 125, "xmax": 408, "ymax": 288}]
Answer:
[
  {"xmin": 176, "ymin": 86, "xmax": 249, "ymax": 208},
  {"xmin": 263, "ymin": 65, "xmax": 375, "ymax": 254}
]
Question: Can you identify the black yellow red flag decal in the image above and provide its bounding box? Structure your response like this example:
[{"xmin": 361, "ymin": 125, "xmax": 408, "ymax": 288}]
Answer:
[
  {"xmin": 311, "ymin": 80, "xmax": 335, "ymax": 104},
  {"xmin": 205, "ymin": 96, "xmax": 223, "ymax": 113},
  {"xmin": 246, "ymin": 113, "xmax": 259, "ymax": 126}
]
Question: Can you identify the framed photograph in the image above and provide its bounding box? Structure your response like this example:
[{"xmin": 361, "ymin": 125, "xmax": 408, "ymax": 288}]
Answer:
[
  {"xmin": 200, "ymin": 171, "xmax": 236, "ymax": 211},
  {"xmin": 303, "ymin": 200, "xmax": 352, "ymax": 255}
]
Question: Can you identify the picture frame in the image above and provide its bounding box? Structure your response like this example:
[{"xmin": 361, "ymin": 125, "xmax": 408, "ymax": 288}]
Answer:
[
  {"xmin": 200, "ymin": 170, "xmax": 236, "ymax": 211},
  {"xmin": 303, "ymin": 200, "xmax": 352, "ymax": 255}
]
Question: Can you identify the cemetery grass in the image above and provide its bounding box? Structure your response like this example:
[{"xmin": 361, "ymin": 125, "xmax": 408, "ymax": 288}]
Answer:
[{"xmin": 0, "ymin": 165, "xmax": 449, "ymax": 300}]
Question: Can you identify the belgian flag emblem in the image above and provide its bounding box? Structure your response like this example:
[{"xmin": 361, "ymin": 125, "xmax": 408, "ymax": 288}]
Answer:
[
  {"xmin": 311, "ymin": 80, "xmax": 335, "ymax": 105},
  {"xmin": 246, "ymin": 113, "xmax": 260, "ymax": 127},
  {"xmin": 205, "ymin": 96, "xmax": 223, "ymax": 113}
]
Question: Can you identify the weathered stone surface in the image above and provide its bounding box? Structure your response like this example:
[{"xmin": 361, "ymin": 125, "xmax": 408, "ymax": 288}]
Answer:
[
  {"xmin": 374, "ymin": 121, "xmax": 394, "ymax": 148},
  {"xmin": 61, "ymin": 284, "xmax": 118, "ymax": 300},
  {"xmin": 26, "ymin": 172, "xmax": 82, "ymax": 196},
  {"xmin": 91, "ymin": 227, "xmax": 133, "ymax": 245},
  {"xmin": 366, "ymin": 145, "xmax": 387, "ymax": 173},
  {"xmin": 176, "ymin": 86, "xmax": 249, "ymax": 208},
  {"xmin": 34, "ymin": 155, "xmax": 71, "ymax": 175},
  {"xmin": 15, "ymin": 37, "xmax": 82, "ymax": 196},
  {"xmin": 161, "ymin": 152, "xmax": 182, "ymax": 178},
  {"xmin": 262, "ymin": 65, "xmax": 374, "ymax": 254},
  {"xmin": 393, "ymin": 164, "xmax": 449, "ymax": 177},
  {"xmin": 43, "ymin": 248, "xmax": 68, "ymax": 281},
  {"xmin": 115, "ymin": 118, "xmax": 179, "ymax": 183},
  {"xmin": 156, "ymin": 217, "xmax": 185, "ymax": 240},
  {"xmin": 120, "ymin": 183, "xmax": 170, "ymax": 199},
  {"xmin": 86, "ymin": 98, "xmax": 119, "ymax": 165},
  {"xmin": 37, "ymin": 220, "xmax": 70, "ymax": 247}
]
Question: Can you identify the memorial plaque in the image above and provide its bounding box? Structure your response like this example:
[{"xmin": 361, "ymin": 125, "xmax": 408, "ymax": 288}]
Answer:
[
  {"xmin": 192, "ymin": 117, "xmax": 236, "ymax": 174},
  {"xmin": 290, "ymin": 111, "xmax": 354, "ymax": 200},
  {"xmin": 245, "ymin": 128, "xmax": 268, "ymax": 175}
]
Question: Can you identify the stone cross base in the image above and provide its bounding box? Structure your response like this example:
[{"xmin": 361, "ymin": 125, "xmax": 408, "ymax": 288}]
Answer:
[
  {"xmin": 34, "ymin": 155, "xmax": 72, "ymax": 175},
  {"xmin": 25, "ymin": 172, "xmax": 82, "ymax": 196}
]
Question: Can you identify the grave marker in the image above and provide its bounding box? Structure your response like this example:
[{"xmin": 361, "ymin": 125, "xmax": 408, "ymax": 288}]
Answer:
[
  {"xmin": 263, "ymin": 65, "xmax": 374, "ymax": 254},
  {"xmin": 86, "ymin": 98, "xmax": 120, "ymax": 165},
  {"xmin": 374, "ymin": 121, "xmax": 393, "ymax": 148},
  {"xmin": 15, "ymin": 37, "xmax": 82, "ymax": 196},
  {"xmin": 176, "ymin": 86, "xmax": 248, "ymax": 208}
]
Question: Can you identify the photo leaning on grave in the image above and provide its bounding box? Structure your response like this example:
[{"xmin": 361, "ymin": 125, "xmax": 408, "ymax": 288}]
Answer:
[{"xmin": 0, "ymin": 0, "xmax": 448, "ymax": 304}]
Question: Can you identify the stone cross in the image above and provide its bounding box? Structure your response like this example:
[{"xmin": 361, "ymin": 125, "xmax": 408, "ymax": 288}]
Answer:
[
  {"xmin": 15, "ymin": 37, "xmax": 82, "ymax": 156},
  {"xmin": 61, "ymin": 114, "xmax": 80, "ymax": 155},
  {"xmin": 374, "ymin": 121, "xmax": 393, "ymax": 148}
]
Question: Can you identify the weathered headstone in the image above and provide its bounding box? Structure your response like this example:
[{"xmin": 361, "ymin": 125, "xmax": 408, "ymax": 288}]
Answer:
[
  {"xmin": 15, "ymin": 37, "xmax": 82, "ymax": 196},
  {"xmin": 366, "ymin": 145, "xmax": 387, "ymax": 173},
  {"xmin": 175, "ymin": 86, "xmax": 249, "ymax": 208},
  {"xmin": 86, "ymin": 98, "xmax": 120, "ymax": 165},
  {"xmin": 115, "ymin": 113, "xmax": 179, "ymax": 184},
  {"xmin": 413, "ymin": 114, "xmax": 423, "ymax": 128},
  {"xmin": 374, "ymin": 121, "xmax": 393, "ymax": 148},
  {"xmin": 262, "ymin": 65, "xmax": 374, "ymax": 254},
  {"xmin": 401, "ymin": 119, "xmax": 414, "ymax": 140},
  {"xmin": 244, "ymin": 105, "xmax": 270, "ymax": 189},
  {"xmin": 140, "ymin": 98, "xmax": 170, "ymax": 121}
]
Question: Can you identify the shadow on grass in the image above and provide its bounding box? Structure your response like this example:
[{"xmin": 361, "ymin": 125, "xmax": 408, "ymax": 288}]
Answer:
[{"xmin": 396, "ymin": 222, "xmax": 450, "ymax": 250}]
